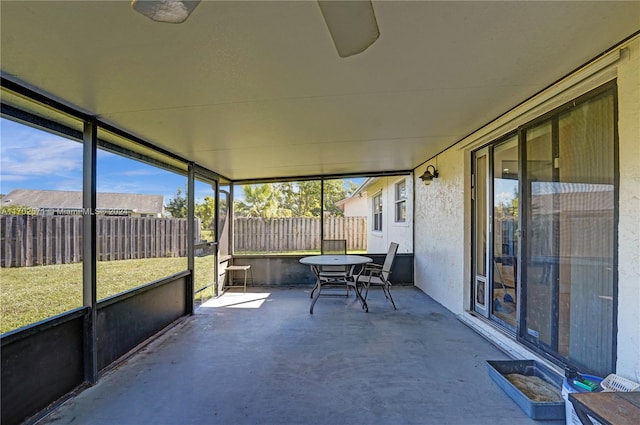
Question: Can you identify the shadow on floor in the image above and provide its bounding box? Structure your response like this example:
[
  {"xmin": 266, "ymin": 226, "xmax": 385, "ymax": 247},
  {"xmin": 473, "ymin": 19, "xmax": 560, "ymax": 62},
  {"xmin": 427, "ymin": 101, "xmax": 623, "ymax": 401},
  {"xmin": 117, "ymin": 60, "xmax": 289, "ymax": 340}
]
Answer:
[{"xmin": 38, "ymin": 287, "xmax": 563, "ymax": 425}]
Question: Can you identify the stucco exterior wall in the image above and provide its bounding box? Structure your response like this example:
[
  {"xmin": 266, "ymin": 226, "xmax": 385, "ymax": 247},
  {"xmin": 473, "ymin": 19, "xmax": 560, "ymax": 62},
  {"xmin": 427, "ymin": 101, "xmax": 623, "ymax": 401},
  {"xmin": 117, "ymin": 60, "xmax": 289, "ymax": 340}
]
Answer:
[
  {"xmin": 615, "ymin": 38, "xmax": 640, "ymax": 382},
  {"xmin": 413, "ymin": 35, "xmax": 640, "ymax": 382},
  {"xmin": 414, "ymin": 151, "xmax": 466, "ymax": 314},
  {"xmin": 340, "ymin": 195, "xmax": 368, "ymax": 217}
]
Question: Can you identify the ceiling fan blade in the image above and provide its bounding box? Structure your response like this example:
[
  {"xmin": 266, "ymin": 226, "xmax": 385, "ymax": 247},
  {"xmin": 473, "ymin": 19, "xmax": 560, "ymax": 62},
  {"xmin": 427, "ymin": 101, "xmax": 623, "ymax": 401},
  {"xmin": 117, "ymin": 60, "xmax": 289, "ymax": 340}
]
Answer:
[
  {"xmin": 317, "ymin": 0, "xmax": 380, "ymax": 58},
  {"xmin": 131, "ymin": 0, "xmax": 200, "ymax": 24}
]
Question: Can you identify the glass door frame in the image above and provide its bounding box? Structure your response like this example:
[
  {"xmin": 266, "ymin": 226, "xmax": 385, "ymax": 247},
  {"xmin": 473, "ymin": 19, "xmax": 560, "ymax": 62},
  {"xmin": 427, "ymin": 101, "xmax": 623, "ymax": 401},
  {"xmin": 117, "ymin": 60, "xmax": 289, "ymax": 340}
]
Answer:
[
  {"xmin": 192, "ymin": 169, "xmax": 220, "ymax": 303},
  {"xmin": 491, "ymin": 136, "xmax": 520, "ymax": 332},
  {"xmin": 472, "ymin": 134, "xmax": 520, "ymax": 332},
  {"xmin": 472, "ymin": 146, "xmax": 492, "ymax": 318},
  {"xmin": 517, "ymin": 119, "xmax": 560, "ymax": 352}
]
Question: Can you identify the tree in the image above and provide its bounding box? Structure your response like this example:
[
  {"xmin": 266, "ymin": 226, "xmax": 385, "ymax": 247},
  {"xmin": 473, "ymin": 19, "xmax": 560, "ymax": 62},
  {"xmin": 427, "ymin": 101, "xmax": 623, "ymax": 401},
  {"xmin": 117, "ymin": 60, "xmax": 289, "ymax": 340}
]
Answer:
[
  {"xmin": 165, "ymin": 188, "xmax": 187, "ymax": 218},
  {"xmin": 234, "ymin": 179, "xmax": 357, "ymax": 218},
  {"xmin": 277, "ymin": 180, "xmax": 351, "ymax": 217},
  {"xmin": 279, "ymin": 181, "xmax": 321, "ymax": 217},
  {"xmin": 196, "ymin": 195, "xmax": 216, "ymax": 231},
  {"xmin": 322, "ymin": 179, "xmax": 353, "ymax": 216},
  {"xmin": 234, "ymin": 184, "xmax": 282, "ymax": 218}
]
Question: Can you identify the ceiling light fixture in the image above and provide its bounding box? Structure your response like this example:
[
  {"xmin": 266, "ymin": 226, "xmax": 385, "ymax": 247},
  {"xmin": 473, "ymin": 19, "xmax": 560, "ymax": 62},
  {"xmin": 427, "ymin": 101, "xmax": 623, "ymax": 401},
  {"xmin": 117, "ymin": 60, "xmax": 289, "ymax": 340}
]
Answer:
[
  {"xmin": 317, "ymin": 0, "xmax": 380, "ymax": 58},
  {"xmin": 131, "ymin": 0, "xmax": 200, "ymax": 24}
]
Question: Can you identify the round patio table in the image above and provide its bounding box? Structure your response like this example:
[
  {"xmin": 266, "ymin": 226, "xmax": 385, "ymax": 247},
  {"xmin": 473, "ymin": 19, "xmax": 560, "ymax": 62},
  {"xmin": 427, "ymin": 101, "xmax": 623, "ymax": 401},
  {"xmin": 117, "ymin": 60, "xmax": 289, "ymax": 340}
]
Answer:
[{"xmin": 300, "ymin": 254, "xmax": 372, "ymax": 314}]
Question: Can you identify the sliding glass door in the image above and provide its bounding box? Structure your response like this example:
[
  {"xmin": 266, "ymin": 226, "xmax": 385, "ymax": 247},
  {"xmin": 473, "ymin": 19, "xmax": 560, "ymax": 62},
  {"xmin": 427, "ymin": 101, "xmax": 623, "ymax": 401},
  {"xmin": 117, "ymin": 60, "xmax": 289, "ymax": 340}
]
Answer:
[
  {"xmin": 521, "ymin": 89, "xmax": 616, "ymax": 376},
  {"xmin": 472, "ymin": 83, "xmax": 617, "ymax": 377}
]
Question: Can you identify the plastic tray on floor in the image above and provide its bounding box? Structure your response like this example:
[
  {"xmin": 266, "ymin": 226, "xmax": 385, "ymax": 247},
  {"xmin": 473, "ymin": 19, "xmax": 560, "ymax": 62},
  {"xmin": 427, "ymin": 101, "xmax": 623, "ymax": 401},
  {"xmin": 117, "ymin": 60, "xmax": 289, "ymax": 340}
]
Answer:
[{"xmin": 486, "ymin": 360, "xmax": 565, "ymax": 421}]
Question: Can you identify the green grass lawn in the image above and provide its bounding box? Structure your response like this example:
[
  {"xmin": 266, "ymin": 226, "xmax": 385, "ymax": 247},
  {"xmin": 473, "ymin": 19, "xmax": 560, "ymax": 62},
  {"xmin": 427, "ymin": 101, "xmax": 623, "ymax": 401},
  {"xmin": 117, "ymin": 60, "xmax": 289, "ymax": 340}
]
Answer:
[
  {"xmin": 1, "ymin": 250, "xmax": 366, "ymax": 334},
  {"xmin": 0, "ymin": 257, "xmax": 211, "ymax": 334}
]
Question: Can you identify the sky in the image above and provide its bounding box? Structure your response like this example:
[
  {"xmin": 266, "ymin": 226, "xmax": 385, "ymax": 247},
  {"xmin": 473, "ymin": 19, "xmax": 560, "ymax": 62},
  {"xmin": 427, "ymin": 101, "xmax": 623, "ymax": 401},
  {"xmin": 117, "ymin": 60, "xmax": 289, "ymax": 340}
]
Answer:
[
  {"xmin": 1, "ymin": 118, "xmax": 193, "ymax": 202},
  {"xmin": 1, "ymin": 118, "xmax": 360, "ymax": 205}
]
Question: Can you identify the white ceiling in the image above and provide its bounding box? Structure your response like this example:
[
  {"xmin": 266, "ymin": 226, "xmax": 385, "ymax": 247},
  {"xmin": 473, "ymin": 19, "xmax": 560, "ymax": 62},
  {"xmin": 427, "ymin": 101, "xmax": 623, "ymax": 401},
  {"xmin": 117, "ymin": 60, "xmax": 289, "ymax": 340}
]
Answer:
[{"xmin": 1, "ymin": 1, "xmax": 638, "ymax": 181}]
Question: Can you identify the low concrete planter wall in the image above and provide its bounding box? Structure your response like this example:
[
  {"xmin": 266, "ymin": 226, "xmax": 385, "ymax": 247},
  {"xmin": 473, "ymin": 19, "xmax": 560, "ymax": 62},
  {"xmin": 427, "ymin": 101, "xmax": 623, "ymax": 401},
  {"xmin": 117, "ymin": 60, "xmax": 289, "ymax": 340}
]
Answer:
[{"xmin": 227, "ymin": 254, "xmax": 414, "ymax": 287}]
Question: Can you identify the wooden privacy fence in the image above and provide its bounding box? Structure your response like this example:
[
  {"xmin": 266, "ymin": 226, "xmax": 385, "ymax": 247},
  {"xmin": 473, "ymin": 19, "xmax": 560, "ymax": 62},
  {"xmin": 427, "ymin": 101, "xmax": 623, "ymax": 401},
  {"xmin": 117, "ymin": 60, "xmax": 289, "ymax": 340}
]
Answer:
[
  {"xmin": 1, "ymin": 215, "xmax": 367, "ymax": 266},
  {"xmin": 234, "ymin": 216, "xmax": 367, "ymax": 252},
  {"xmin": 1, "ymin": 215, "xmax": 197, "ymax": 267}
]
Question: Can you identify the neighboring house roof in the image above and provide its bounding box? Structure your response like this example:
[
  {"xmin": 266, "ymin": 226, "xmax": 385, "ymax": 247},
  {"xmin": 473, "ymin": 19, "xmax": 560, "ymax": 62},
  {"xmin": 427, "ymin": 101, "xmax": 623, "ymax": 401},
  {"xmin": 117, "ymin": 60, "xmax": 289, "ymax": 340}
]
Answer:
[
  {"xmin": 335, "ymin": 178, "xmax": 375, "ymax": 217},
  {"xmin": 336, "ymin": 177, "xmax": 375, "ymax": 209},
  {"xmin": 2, "ymin": 189, "xmax": 164, "ymax": 214},
  {"xmin": 352, "ymin": 177, "xmax": 376, "ymax": 197}
]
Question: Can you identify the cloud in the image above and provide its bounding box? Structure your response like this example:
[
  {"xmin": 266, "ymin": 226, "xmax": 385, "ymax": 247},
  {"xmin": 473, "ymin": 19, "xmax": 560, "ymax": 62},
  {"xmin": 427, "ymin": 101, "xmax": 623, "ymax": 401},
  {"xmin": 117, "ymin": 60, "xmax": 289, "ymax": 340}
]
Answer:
[
  {"xmin": 120, "ymin": 168, "xmax": 162, "ymax": 177},
  {"xmin": 0, "ymin": 174, "xmax": 29, "ymax": 182},
  {"xmin": 1, "ymin": 134, "xmax": 83, "ymax": 178},
  {"xmin": 96, "ymin": 177, "xmax": 172, "ymax": 197},
  {"xmin": 1, "ymin": 118, "xmax": 183, "ymax": 198},
  {"xmin": 53, "ymin": 179, "xmax": 83, "ymax": 192}
]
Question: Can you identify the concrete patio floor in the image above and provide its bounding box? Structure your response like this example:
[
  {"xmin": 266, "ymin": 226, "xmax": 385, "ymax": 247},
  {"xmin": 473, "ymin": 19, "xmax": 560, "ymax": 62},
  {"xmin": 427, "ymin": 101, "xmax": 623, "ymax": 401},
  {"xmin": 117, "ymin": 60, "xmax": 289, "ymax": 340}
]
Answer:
[{"xmin": 38, "ymin": 287, "xmax": 563, "ymax": 425}]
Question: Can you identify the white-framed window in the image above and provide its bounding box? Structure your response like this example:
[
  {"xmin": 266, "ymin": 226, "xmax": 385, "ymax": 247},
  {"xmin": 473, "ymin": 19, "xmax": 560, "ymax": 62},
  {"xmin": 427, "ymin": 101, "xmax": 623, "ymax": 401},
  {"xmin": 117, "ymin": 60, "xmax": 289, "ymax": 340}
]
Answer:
[
  {"xmin": 373, "ymin": 193, "xmax": 382, "ymax": 231},
  {"xmin": 394, "ymin": 180, "xmax": 406, "ymax": 223}
]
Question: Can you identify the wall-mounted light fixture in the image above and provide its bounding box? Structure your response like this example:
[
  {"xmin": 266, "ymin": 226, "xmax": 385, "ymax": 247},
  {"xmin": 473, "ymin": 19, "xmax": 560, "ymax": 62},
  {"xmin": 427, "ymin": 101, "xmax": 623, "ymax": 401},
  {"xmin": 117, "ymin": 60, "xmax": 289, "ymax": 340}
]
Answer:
[{"xmin": 420, "ymin": 165, "xmax": 439, "ymax": 185}]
